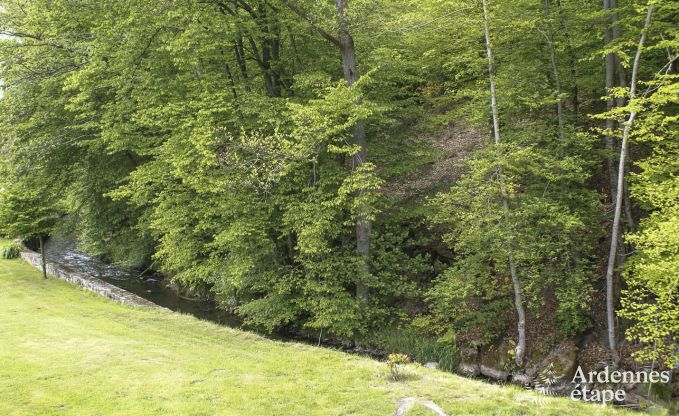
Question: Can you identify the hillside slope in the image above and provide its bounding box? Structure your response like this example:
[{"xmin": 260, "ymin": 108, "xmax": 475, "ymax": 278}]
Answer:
[{"xmin": 0, "ymin": 257, "xmax": 631, "ymax": 416}]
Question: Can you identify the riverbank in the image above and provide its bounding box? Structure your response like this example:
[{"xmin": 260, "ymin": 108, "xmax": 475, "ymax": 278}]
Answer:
[
  {"xmin": 0, "ymin": 256, "xmax": 642, "ymax": 415},
  {"xmin": 20, "ymin": 248, "xmax": 158, "ymax": 308}
]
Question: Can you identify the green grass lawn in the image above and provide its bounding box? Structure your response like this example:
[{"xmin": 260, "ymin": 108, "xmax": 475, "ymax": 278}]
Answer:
[{"xmin": 0, "ymin": 254, "xmax": 642, "ymax": 415}]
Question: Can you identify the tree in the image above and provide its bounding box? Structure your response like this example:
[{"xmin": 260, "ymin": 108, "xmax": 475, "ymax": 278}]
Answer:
[
  {"xmin": 618, "ymin": 3, "xmax": 678, "ymax": 367},
  {"xmin": 335, "ymin": 0, "xmax": 372, "ymax": 305},
  {"xmin": 481, "ymin": 0, "xmax": 527, "ymax": 367},
  {"xmin": 0, "ymin": 178, "xmax": 60, "ymax": 278},
  {"xmin": 427, "ymin": 0, "xmax": 600, "ymax": 368},
  {"xmin": 282, "ymin": 0, "xmax": 375, "ymax": 307},
  {"xmin": 0, "ymin": 0, "xmax": 676, "ymax": 371},
  {"xmin": 602, "ymin": 1, "xmax": 655, "ymax": 368}
]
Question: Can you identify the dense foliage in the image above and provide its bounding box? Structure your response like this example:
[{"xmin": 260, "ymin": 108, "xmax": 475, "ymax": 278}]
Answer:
[{"xmin": 0, "ymin": 0, "xmax": 676, "ymax": 368}]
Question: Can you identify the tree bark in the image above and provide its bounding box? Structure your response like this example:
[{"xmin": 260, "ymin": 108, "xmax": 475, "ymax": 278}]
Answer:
[
  {"xmin": 614, "ymin": 63, "xmax": 637, "ymax": 233},
  {"xmin": 554, "ymin": 0, "xmax": 579, "ymax": 114},
  {"xmin": 604, "ymin": 2, "xmax": 654, "ymax": 368},
  {"xmin": 39, "ymin": 235, "xmax": 47, "ymax": 279},
  {"xmin": 234, "ymin": 37, "xmax": 250, "ymax": 90},
  {"xmin": 482, "ymin": 0, "xmax": 526, "ymax": 367},
  {"xmin": 604, "ymin": 0, "xmax": 618, "ymax": 202},
  {"xmin": 336, "ymin": 0, "xmax": 370, "ymax": 304},
  {"xmin": 284, "ymin": 0, "xmax": 370, "ymax": 304},
  {"xmin": 540, "ymin": 0, "xmax": 565, "ymax": 156}
]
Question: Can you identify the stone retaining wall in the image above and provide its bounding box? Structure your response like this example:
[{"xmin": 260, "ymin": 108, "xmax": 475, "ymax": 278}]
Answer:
[{"xmin": 20, "ymin": 250, "xmax": 159, "ymax": 308}]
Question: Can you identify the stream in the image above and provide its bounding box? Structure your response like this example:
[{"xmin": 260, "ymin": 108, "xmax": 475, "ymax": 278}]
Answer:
[
  {"xmin": 41, "ymin": 237, "xmax": 386, "ymax": 358},
  {"xmin": 43, "ymin": 237, "xmax": 241, "ymax": 327}
]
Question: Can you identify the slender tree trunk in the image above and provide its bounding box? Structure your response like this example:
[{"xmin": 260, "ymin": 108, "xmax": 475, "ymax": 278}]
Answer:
[
  {"xmin": 224, "ymin": 61, "xmax": 239, "ymax": 100},
  {"xmin": 234, "ymin": 37, "xmax": 250, "ymax": 90},
  {"xmin": 288, "ymin": 28, "xmax": 305, "ymax": 70},
  {"xmin": 222, "ymin": 54, "xmax": 244, "ymax": 119},
  {"xmin": 39, "ymin": 235, "xmax": 47, "ymax": 279},
  {"xmin": 540, "ymin": 0, "xmax": 565, "ymax": 156},
  {"xmin": 604, "ymin": 0, "xmax": 618, "ymax": 202},
  {"xmin": 336, "ymin": 0, "xmax": 370, "ymax": 304},
  {"xmin": 482, "ymin": 0, "xmax": 526, "ymax": 367},
  {"xmin": 623, "ymin": 179, "xmax": 635, "ymax": 232},
  {"xmin": 551, "ymin": 47, "xmax": 565, "ymax": 156},
  {"xmin": 603, "ymin": 0, "xmax": 622, "ymax": 365},
  {"xmin": 614, "ymin": 62, "xmax": 637, "ymax": 233},
  {"xmin": 556, "ymin": 0, "xmax": 579, "ymax": 115},
  {"xmin": 604, "ymin": 3, "xmax": 654, "ymax": 368},
  {"xmin": 283, "ymin": 0, "xmax": 371, "ymax": 305}
]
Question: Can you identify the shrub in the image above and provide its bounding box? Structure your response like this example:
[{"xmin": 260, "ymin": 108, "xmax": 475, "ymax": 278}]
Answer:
[
  {"xmin": 0, "ymin": 242, "xmax": 23, "ymax": 259},
  {"xmin": 386, "ymin": 353, "xmax": 412, "ymax": 381}
]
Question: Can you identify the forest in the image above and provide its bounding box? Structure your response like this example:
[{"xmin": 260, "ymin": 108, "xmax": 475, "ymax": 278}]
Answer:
[{"xmin": 0, "ymin": 0, "xmax": 677, "ymax": 404}]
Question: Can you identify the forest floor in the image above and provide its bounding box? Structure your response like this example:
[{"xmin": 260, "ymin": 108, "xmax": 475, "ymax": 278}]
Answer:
[{"xmin": 0, "ymin": 251, "xmax": 641, "ymax": 416}]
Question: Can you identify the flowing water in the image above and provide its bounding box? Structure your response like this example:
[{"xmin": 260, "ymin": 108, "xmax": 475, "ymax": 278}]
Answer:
[
  {"xmin": 41, "ymin": 237, "xmax": 385, "ymax": 357},
  {"xmin": 43, "ymin": 237, "xmax": 241, "ymax": 327}
]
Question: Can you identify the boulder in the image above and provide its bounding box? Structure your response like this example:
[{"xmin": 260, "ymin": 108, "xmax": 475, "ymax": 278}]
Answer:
[
  {"xmin": 479, "ymin": 364, "xmax": 509, "ymax": 381},
  {"xmin": 478, "ymin": 341, "xmax": 513, "ymax": 381},
  {"xmin": 512, "ymin": 373, "xmax": 533, "ymax": 386},
  {"xmin": 457, "ymin": 362, "xmax": 480, "ymax": 377},
  {"xmin": 541, "ymin": 341, "xmax": 578, "ymax": 382},
  {"xmin": 459, "ymin": 346, "xmax": 479, "ymax": 361}
]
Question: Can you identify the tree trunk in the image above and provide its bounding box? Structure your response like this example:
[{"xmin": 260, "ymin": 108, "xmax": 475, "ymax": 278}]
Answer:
[
  {"xmin": 540, "ymin": 0, "xmax": 565, "ymax": 156},
  {"xmin": 482, "ymin": 0, "xmax": 526, "ymax": 367},
  {"xmin": 336, "ymin": 0, "xmax": 370, "ymax": 304},
  {"xmin": 614, "ymin": 63, "xmax": 637, "ymax": 234},
  {"xmin": 39, "ymin": 235, "xmax": 47, "ymax": 279},
  {"xmin": 603, "ymin": 0, "xmax": 621, "ymax": 367},
  {"xmin": 556, "ymin": 0, "xmax": 579, "ymax": 115},
  {"xmin": 283, "ymin": 0, "xmax": 371, "ymax": 304},
  {"xmin": 234, "ymin": 37, "xmax": 251, "ymax": 91},
  {"xmin": 604, "ymin": 0, "xmax": 618, "ymax": 202},
  {"xmin": 604, "ymin": 2, "xmax": 654, "ymax": 368}
]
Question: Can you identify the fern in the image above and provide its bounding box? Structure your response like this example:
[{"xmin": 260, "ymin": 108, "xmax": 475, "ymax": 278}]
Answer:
[{"xmin": 534, "ymin": 363, "xmax": 564, "ymax": 396}]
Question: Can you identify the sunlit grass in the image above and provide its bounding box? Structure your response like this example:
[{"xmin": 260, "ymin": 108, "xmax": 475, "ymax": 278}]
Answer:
[{"xmin": 0, "ymin": 254, "xmax": 641, "ymax": 415}]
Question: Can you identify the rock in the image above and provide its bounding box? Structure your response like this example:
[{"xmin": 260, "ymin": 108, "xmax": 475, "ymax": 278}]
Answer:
[
  {"xmin": 539, "ymin": 341, "xmax": 578, "ymax": 383},
  {"xmin": 624, "ymin": 392, "xmax": 652, "ymax": 408},
  {"xmin": 479, "ymin": 364, "xmax": 509, "ymax": 381},
  {"xmin": 525, "ymin": 365, "xmax": 539, "ymax": 378},
  {"xmin": 424, "ymin": 362, "xmax": 439, "ymax": 370},
  {"xmin": 622, "ymin": 382, "xmax": 637, "ymax": 391},
  {"xmin": 477, "ymin": 341, "xmax": 513, "ymax": 382},
  {"xmin": 395, "ymin": 397, "xmax": 447, "ymax": 416},
  {"xmin": 19, "ymin": 249, "xmax": 160, "ymax": 309},
  {"xmin": 459, "ymin": 346, "xmax": 479, "ymax": 361},
  {"xmin": 457, "ymin": 362, "xmax": 480, "ymax": 377},
  {"xmin": 512, "ymin": 373, "xmax": 532, "ymax": 386},
  {"xmin": 578, "ymin": 332, "xmax": 597, "ymax": 350}
]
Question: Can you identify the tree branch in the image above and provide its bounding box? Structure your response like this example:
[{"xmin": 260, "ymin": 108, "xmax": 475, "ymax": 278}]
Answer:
[{"xmin": 280, "ymin": 0, "xmax": 340, "ymax": 48}]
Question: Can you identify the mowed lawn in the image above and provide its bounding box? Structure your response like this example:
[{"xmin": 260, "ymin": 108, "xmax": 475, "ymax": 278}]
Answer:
[{"xmin": 0, "ymin": 256, "xmax": 633, "ymax": 416}]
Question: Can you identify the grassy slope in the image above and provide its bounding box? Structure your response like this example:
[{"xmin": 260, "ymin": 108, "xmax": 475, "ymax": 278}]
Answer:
[{"xmin": 0, "ymin": 255, "xmax": 632, "ymax": 416}]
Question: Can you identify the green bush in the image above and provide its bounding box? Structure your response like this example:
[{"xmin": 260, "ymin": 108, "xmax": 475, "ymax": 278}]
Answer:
[
  {"xmin": 0, "ymin": 242, "xmax": 24, "ymax": 259},
  {"xmin": 369, "ymin": 327, "xmax": 460, "ymax": 373}
]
